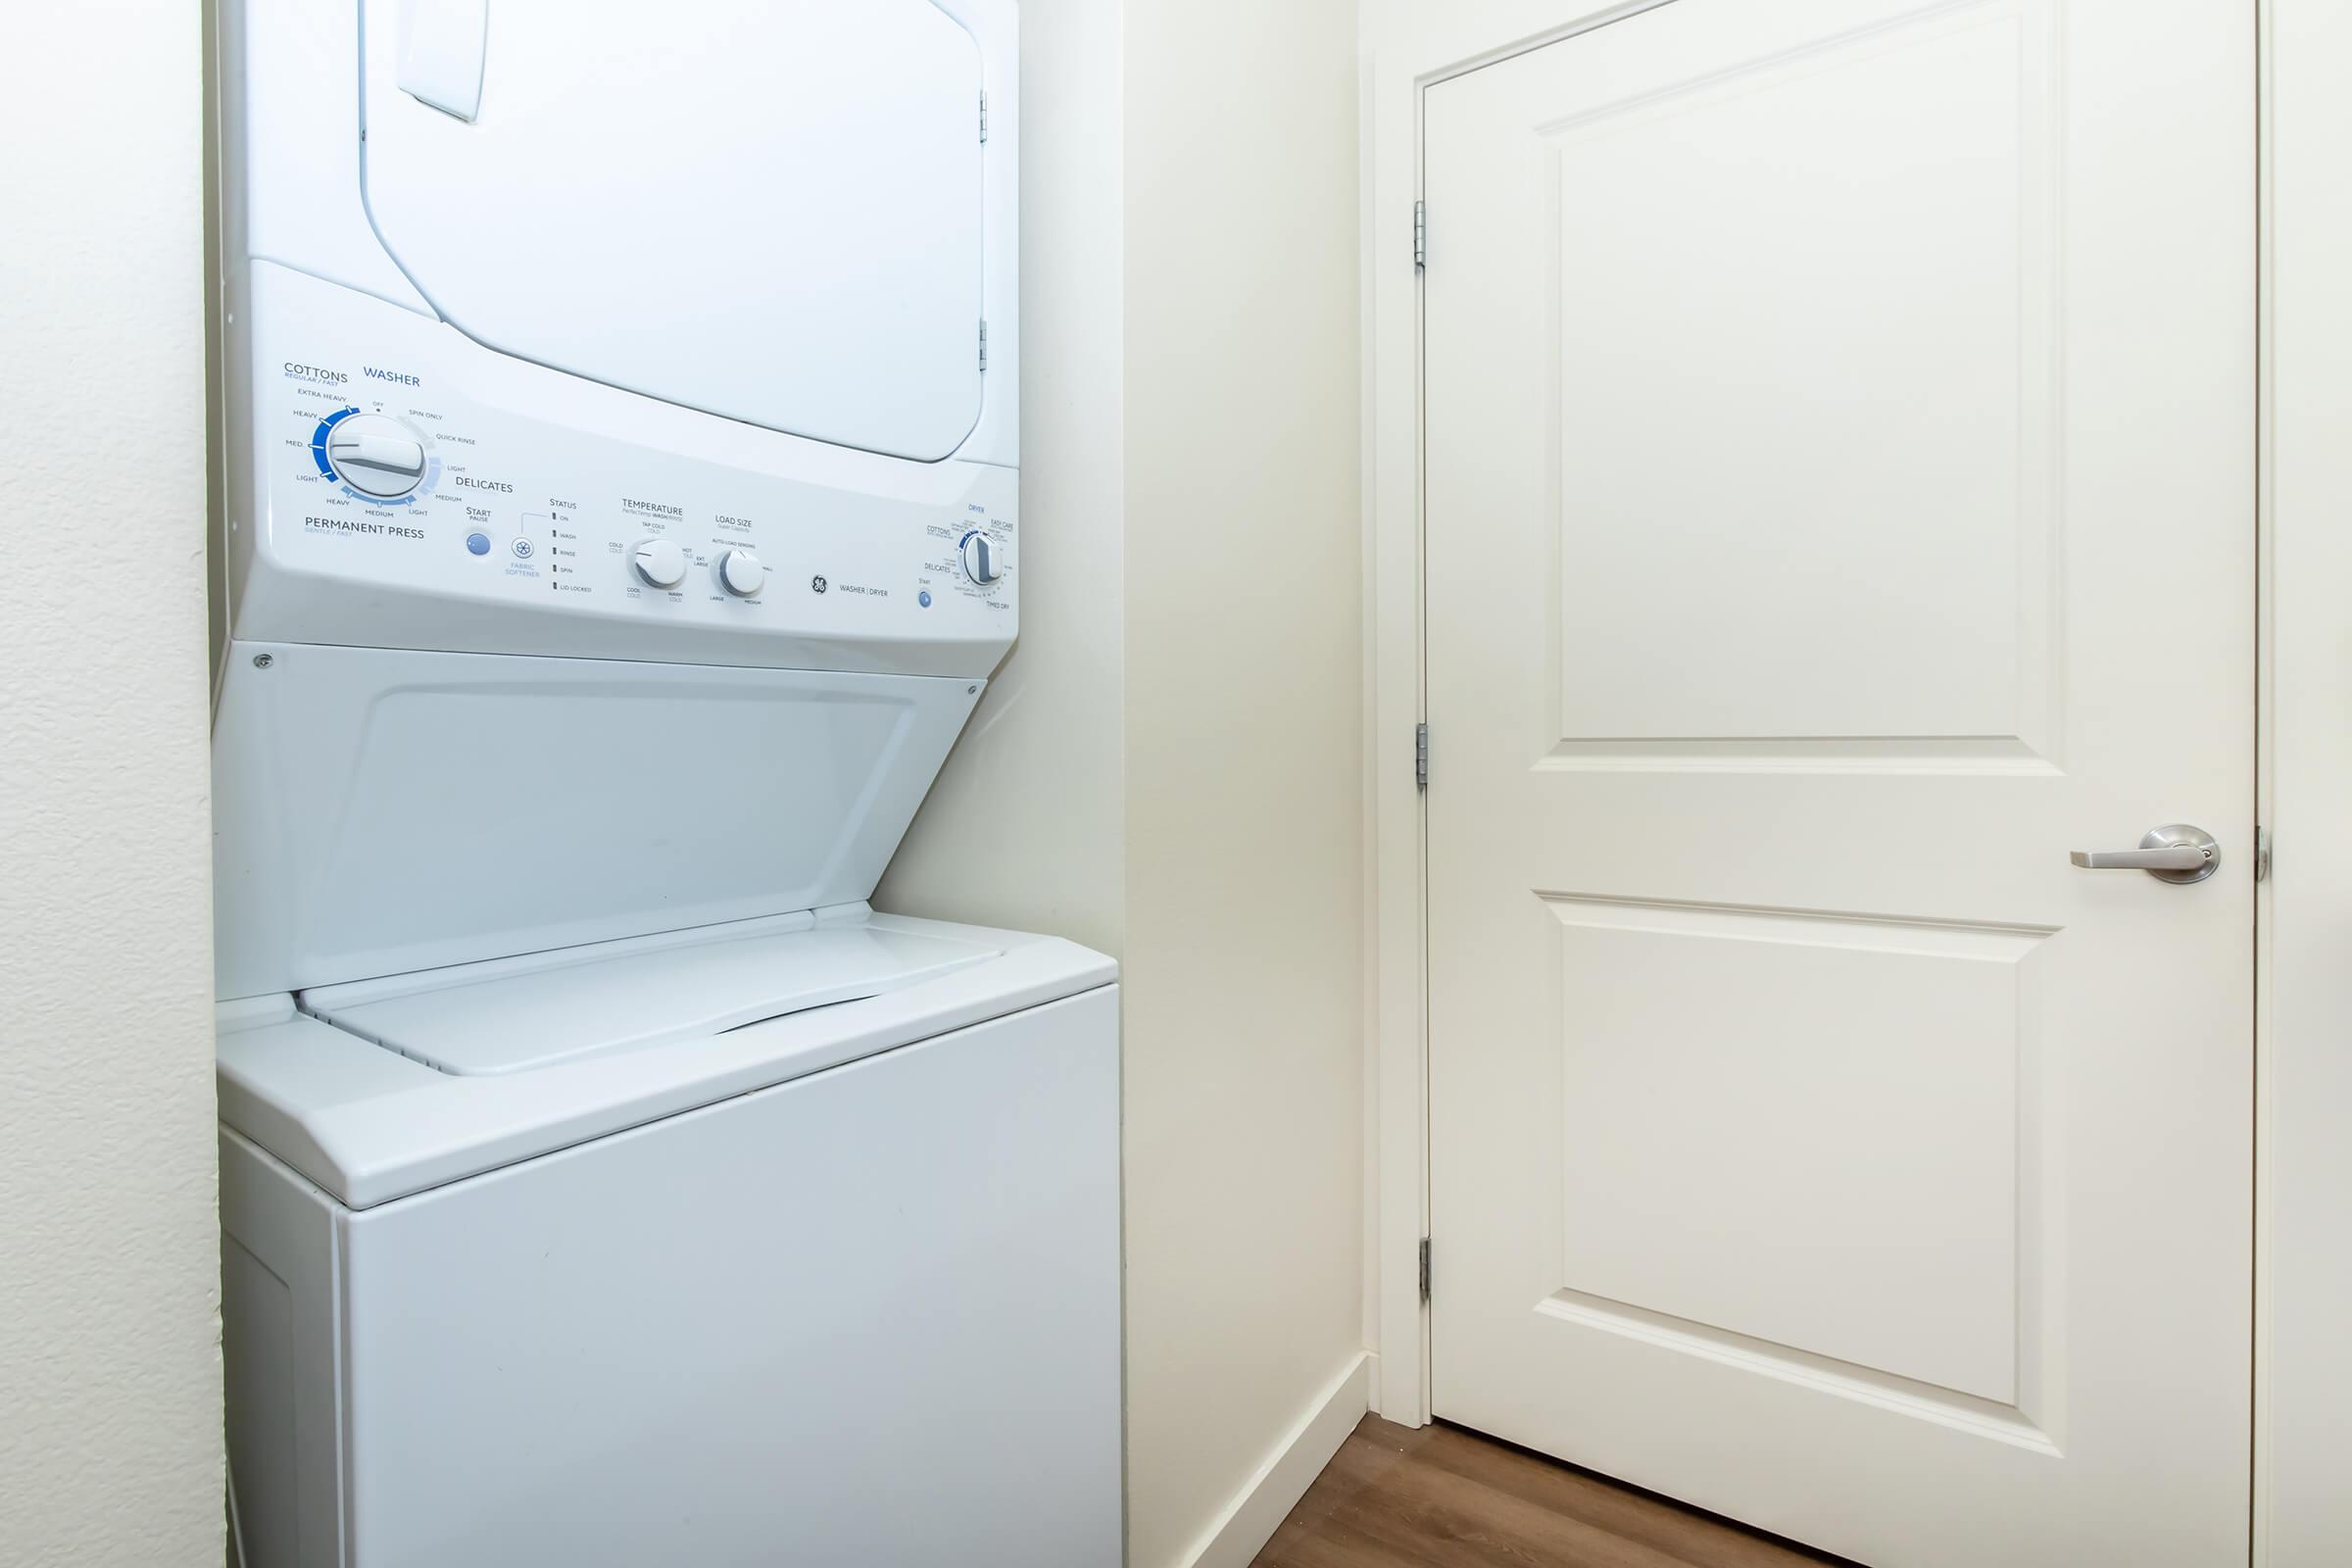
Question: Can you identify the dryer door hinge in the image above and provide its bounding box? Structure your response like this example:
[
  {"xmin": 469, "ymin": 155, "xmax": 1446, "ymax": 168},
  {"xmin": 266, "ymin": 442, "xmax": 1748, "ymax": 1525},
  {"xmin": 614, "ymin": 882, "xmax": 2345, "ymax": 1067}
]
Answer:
[
  {"xmin": 2256, "ymin": 825, "xmax": 2273, "ymax": 882},
  {"xmin": 1415, "ymin": 722, "xmax": 1429, "ymax": 790},
  {"xmin": 979, "ymin": 319, "xmax": 989, "ymax": 372},
  {"xmin": 1418, "ymin": 1237, "xmax": 1432, "ymax": 1304},
  {"xmin": 980, "ymin": 91, "xmax": 989, "ymax": 143},
  {"xmin": 1413, "ymin": 200, "xmax": 1427, "ymax": 271}
]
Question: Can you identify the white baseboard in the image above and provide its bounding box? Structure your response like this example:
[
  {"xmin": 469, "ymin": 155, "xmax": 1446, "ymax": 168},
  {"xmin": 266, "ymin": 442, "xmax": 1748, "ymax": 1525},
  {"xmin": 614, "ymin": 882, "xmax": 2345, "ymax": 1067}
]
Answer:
[{"xmin": 1176, "ymin": 1349, "xmax": 1373, "ymax": 1568}]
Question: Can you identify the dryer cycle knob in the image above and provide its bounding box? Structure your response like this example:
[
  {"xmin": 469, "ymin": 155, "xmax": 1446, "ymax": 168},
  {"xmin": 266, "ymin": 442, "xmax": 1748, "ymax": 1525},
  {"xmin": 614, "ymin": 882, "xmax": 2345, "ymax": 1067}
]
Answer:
[
  {"xmin": 959, "ymin": 531, "xmax": 1003, "ymax": 585},
  {"xmin": 719, "ymin": 549, "xmax": 766, "ymax": 597},
  {"xmin": 324, "ymin": 414, "xmax": 427, "ymax": 499},
  {"xmin": 631, "ymin": 538, "xmax": 688, "ymax": 589}
]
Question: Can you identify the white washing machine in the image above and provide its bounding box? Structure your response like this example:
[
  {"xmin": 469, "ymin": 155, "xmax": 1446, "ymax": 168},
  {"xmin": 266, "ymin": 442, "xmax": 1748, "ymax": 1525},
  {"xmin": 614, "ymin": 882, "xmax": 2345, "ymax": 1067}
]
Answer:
[{"xmin": 211, "ymin": 4, "xmax": 1120, "ymax": 1564}]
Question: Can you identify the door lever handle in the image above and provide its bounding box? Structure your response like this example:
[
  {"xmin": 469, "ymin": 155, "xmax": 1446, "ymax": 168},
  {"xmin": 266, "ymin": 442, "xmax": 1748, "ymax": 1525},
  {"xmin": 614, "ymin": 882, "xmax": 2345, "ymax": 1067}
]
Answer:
[
  {"xmin": 2069, "ymin": 824, "xmax": 2220, "ymax": 884},
  {"xmin": 2071, "ymin": 846, "xmax": 2208, "ymax": 870}
]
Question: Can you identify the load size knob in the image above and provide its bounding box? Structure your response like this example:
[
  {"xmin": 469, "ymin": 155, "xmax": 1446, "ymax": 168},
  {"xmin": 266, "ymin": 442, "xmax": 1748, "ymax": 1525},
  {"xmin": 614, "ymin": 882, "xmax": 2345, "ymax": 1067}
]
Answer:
[
  {"xmin": 719, "ymin": 549, "xmax": 766, "ymax": 597},
  {"xmin": 324, "ymin": 414, "xmax": 427, "ymax": 499},
  {"xmin": 631, "ymin": 538, "xmax": 687, "ymax": 588}
]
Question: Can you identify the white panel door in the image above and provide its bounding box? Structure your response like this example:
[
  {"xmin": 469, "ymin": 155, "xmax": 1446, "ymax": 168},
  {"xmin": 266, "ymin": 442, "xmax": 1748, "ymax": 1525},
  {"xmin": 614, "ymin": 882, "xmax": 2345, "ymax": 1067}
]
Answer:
[{"xmin": 1423, "ymin": 3, "xmax": 2253, "ymax": 1565}]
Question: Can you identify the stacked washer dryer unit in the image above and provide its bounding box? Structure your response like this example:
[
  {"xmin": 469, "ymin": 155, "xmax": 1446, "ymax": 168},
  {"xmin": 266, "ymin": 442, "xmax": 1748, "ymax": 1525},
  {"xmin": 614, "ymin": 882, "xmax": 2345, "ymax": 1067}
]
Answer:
[{"xmin": 213, "ymin": 3, "xmax": 1118, "ymax": 1564}]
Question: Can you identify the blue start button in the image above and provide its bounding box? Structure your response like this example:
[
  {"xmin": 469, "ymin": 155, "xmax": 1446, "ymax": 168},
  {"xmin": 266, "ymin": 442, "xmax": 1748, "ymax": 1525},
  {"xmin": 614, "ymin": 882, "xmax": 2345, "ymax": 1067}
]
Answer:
[{"xmin": 465, "ymin": 531, "xmax": 492, "ymax": 557}]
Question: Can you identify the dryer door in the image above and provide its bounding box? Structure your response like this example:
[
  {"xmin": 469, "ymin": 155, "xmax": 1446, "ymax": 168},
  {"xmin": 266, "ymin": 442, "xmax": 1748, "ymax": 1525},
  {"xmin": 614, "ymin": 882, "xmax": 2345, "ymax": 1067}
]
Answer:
[{"xmin": 361, "ymin": 0, "xmax": 985, "ymax": 463}]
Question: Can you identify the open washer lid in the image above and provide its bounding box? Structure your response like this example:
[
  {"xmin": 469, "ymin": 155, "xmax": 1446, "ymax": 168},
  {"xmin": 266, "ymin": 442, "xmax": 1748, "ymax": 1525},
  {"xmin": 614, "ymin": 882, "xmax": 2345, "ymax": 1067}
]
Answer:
[
  {"xmin": 211, "ymin": 643, "xmax": 987, "ymax": 1000},
  {"xmin": 362, "ymin": 0, "xmax": 986, "ymax": 463}
]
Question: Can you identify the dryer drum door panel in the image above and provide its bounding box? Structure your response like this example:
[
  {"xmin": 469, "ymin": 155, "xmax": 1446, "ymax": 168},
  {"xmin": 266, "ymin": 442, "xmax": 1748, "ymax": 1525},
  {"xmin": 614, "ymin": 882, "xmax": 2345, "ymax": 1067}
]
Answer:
[{"xmin": 362, "ymin": 0, "xmax": 985, "ymax": 463}]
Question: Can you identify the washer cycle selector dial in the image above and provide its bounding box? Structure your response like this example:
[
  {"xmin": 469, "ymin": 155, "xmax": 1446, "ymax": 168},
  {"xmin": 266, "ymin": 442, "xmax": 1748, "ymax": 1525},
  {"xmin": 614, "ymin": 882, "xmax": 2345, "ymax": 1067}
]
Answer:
[
  {"xmin": 631, "ymin": 538, "xmax": 688, "ymax": 588},
  {"xmin": 322, "ymin": 414, "xmax": 427, "ymax": 499},
  {"xmin": 959, "ymin": 530, "xmax": 1003, "ymax": 585},
  {"xmin": 719, "ymin": 549, "xmax": 766, "ymax": 597}
]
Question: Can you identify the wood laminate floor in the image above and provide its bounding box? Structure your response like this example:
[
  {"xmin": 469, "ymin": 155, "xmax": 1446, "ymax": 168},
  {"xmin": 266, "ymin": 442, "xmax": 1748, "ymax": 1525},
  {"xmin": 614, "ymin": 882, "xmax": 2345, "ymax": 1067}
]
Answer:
[{"xmin": 1252, "ymin": 1417, "xmax": 1856, "ymax": 1568}]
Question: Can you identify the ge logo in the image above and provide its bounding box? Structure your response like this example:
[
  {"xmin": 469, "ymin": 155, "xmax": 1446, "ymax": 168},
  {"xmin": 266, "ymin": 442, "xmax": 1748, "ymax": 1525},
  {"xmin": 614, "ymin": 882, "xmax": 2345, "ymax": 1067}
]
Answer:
[{"xmin": 810, "ymin": 574, "xmax": 828, "ymax": 594}]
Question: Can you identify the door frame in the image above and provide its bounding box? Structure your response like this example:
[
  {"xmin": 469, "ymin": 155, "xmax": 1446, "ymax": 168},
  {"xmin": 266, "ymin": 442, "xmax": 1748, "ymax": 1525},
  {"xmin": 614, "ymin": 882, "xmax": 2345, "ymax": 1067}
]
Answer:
[
  {"xmin": 1360, "ymin": 0, "xmax": 1686, "ymax": 1430},
  {"xmin": 1358, "ymin": 13, "xmax": 2328, "ymax": 1561},
  {"xmin": 2253, "ymin": 3, "xmax": 2352, "ymax": 1561}
]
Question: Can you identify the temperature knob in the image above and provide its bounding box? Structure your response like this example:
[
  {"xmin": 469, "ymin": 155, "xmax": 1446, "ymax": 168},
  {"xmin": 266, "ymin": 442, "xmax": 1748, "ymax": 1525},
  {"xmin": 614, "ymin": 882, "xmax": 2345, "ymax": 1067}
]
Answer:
[
  {"xmin": 324, "ymin": 414, "xmax": 427, "ymax": 499},
  {"xmin": 960, "ymin": 531, "xmax": 1003, "ymax": 585},
  {"xmin": 719, "ymin": 549, "xmax": 766, "ymax": 597},
  {"xmin": 631, "ymin": 538, "xmax": 687, "ymax": 588}
]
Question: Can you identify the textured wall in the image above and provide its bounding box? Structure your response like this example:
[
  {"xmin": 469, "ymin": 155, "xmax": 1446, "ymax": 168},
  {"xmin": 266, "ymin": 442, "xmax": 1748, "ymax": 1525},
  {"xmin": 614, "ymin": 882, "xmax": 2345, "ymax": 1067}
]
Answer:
[{"xmin": 0, "ymin": 5, "xmax": 224, "ymax": 1565}]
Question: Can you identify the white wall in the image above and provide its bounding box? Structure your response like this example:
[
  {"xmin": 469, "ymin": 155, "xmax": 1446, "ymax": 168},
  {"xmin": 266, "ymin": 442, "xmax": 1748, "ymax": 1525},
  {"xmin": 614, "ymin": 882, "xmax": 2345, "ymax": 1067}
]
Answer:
[
  {"xmin": 878, "ymin": 3, "xmax": 1367, "ymax": 1563},
  {"xmin": 1119, "ymin": 3, "xmax": 1366, "ymax": 1565},
  {"xmin": 0, "ymin": 5, "xmax": 224, "ymax": 1565}
]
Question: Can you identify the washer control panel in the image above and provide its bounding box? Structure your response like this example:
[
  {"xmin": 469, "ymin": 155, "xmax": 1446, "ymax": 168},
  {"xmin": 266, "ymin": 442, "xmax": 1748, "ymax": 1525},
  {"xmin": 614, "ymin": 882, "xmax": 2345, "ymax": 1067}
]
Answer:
[{"xmin": 235, "ymin": 265, "xmax": 1014, "ymax": 669}]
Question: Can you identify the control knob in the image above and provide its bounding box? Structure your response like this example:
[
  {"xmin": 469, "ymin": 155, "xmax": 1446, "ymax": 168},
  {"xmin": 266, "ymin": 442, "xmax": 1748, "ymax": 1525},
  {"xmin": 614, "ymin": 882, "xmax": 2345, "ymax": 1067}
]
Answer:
[
  {"xmin": 719, "ymin": 549, "xmax": 766, "ymax": 597},
  {"xmin": 324, "ymin": 414, "xmax": 427, "ymax": 500},
  {"xmin": 631, "ymin": 538, "xmax": 687, "ymax": 589},
  {"xmin": 959, "ymin": 531, "xmax": 1003, "ymax": 586}
]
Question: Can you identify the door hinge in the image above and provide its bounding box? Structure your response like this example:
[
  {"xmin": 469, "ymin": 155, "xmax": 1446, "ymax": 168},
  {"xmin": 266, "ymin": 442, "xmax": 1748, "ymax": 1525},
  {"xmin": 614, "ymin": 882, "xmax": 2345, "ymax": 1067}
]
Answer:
[
  {"xmin": 979, "ymin": 319, "xmax": 989, "ymax": 372},
  {"xmin": 980, "ymin": 91, "xmax": 989, "ymax": 144},
  {"xmin": 2256, "ymin": 825, "xmax": 2273, "ymax": 882},
  {"xmin": 1413, "ymin": 200, "xmax": 1427, "ymax": 271},
  {"xmin": 1418, "ymin": 1237, "xmax": 1432, "ymax": 1304},
  {"xmin": 1415, "ymin": 722, "xmax": 1429, "ymax": 790}
]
